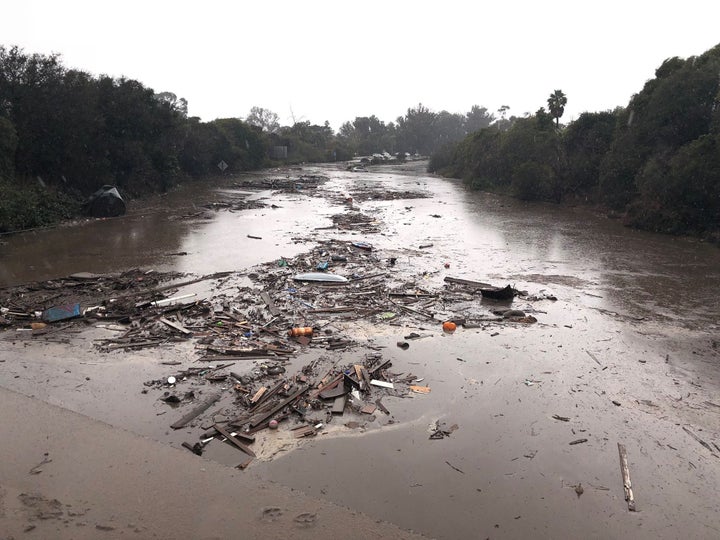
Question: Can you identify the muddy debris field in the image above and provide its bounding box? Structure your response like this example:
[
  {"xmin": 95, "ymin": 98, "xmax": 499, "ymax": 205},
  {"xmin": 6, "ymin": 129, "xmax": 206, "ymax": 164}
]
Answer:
[{"xmin": 0, "ymin": 212, "xmax": 547, "ymax": 468}]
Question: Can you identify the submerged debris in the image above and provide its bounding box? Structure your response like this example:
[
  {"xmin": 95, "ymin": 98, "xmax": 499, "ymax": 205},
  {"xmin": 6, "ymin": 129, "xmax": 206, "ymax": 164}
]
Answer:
[{"xmin": 1, "ymin": 198, "xmax": 553, "ymax": 469}]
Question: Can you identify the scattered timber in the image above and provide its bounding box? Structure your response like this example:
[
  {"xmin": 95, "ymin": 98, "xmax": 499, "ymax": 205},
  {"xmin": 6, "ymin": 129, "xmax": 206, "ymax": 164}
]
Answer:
[
  {"xmin": 617, "ymin": 443, "xmax": 636, "ymax": 511},
  {"xmin": 171, "ymin": 393, "xmax": 221, "ymax": 430}
]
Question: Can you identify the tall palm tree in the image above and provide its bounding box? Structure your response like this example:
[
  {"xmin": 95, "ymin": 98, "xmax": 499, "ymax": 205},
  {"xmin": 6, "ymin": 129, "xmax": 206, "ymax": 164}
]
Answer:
[{"xmin": 547, "ymin": 90, "xmax": 567, "ymax": 127}]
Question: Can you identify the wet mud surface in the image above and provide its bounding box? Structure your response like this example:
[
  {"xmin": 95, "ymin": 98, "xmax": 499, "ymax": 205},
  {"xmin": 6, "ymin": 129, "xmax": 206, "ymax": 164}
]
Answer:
[{"xmin": 2, "ymin": 161, "xmax": 720, "ymax": 538}]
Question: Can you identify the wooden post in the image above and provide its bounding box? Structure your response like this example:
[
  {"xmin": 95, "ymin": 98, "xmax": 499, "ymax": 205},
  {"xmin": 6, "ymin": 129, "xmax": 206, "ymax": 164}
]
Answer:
[{"xmin": 618, "ymin": 443, "xmax": 636, "ymax": 511}]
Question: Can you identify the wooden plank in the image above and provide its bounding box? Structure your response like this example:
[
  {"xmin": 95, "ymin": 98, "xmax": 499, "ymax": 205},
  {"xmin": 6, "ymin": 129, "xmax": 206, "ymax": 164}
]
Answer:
[
  {"xmin": 397, "ymin": 304, "xmax": 434, "ymax": 320},
  {"xmin": 170, "ymin": 393, "xmax": 221, "ymax": 429},
  {"xmin": 199, "ymin": 355, "xmax": 272, "ymax": 362},
  {"xmin": 443, "ymin": 276, "xmax": 493, "ymax": 288},
  {"xmin": 307, "ymin": 307, "xmax": 355, "ymax": 314},
  {"xmin": 332, "ymin": 395, "xmax": 346, "ymax": 415},
  {"xmin": 375, "ymin": 399, "xmax": 389, "ymax": 415},
  {"xmin": 292, "ymin": 425, "xmax": 316, "ymax": 439},
  {"xmin": 159, "ymin": 317, "xmax": 192, "ymax": 335},
  {"xmin": 260, "ymin": 291, "xmax": 280, "ymax": 316},
  {"xmin": 248, "ymin": 385, "xmax": 308, "ymax": 428},
  {"xmin": 233, "ymin": 431, "xmax": 255, "ymax": 444},
  {"xmin": 250, "ymin": 387, "xmax": 267, "ymax": 404},
  {"xmin": 360, "ymin": 403, "xmax": 377, "ymax": 415},
  {"xmin": 214, "ymin": 423, "xmax": 256, "ymax": 458},
  {"xmin": 310, "ymin": 374, "xmax": 343, "ymax": 399},
  {"xmin": 236, "ymin": 455, "xmax": 254, "ymax": 470},
  {"xmin": 617, "ymin": 443, "xmax": 636, "ymax": 511},
  {"xmin": 216, "ymin": 348, "xmax": 275, "ymax": 357},
  {"xmin": 369, "ymin": 359, "xmax": 392, "ymax": 377},
  {"xmin": 250, "ymin": 380, "xmax": 285, "ymax": 411},
  {"xmin": 360, "ymin": 367, "xmax": 373, "ymax": 388},
  {"xmin": 388, "ymin": 292, "xmax": 436, "ymax": 298},
  {"xmin": 107, "ymin": 340, "xmax": 164, "ymax": 350},
  {"xmin": 349, "ymin": 272, "xmax": 388, "ymax": 282},
  {"xmin": 682, "ymin": 425, "xmax": 717, "ymax": 455},
  {"xmin": 319, "ymin": 383, "xmax": 348, "ymax": 400},
  {"xmin": 584, "ymin": 349, "xmax": 603, "ymax": 366}
]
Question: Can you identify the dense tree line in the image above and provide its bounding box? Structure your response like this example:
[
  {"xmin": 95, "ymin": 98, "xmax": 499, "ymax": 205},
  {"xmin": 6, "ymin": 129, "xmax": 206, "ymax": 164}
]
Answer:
[
  {"xmin": 1, "ymin": 45, "xmax": 484, "ymax": 232},
  {"xmin": 0, "ymin": 47, "xmax": 351, "ymax": 232},
  {"xmin": 5, "ymin": 42, "xmax": 717, "ymax": 239},
  {"xmin": 430, "ymin": 43, "xmax": 720, "ymax": 239},
  {"xmin": 0, "ymin": 44, "xmax": 499, "ymax": 232},
  {"xmin": 336, "ymin": 104, "xmax": 497, "ymax": 158}
]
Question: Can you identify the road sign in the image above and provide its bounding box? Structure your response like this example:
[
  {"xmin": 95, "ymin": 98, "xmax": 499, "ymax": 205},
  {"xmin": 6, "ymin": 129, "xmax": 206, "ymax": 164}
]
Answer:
[{"xmin": 217, "ymin": 160, "xmax": 228, "ymax": 172}]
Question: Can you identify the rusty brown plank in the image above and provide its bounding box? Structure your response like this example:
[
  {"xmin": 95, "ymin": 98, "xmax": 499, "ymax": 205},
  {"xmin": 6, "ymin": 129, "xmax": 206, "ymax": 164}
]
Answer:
[
  {"xmin": 248, "ymin": 385, "xmax": 308, "ymax": 428},
  {"xmin": 214, "ymin": 423, "xmax": 256, "ymax": 458}
]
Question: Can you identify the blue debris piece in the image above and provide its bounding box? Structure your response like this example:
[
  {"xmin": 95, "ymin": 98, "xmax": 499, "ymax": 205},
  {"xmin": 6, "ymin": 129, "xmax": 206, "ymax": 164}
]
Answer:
[{"xmin": 41, "ymin": 303, "xmax": 81, "ymax": 323}]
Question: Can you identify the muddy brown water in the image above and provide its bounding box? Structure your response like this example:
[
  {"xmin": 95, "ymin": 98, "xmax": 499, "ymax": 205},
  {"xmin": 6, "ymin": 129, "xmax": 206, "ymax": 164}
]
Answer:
[{"xmin": 1, "ymin": 161, "xmax": 720, "ymax": 539}]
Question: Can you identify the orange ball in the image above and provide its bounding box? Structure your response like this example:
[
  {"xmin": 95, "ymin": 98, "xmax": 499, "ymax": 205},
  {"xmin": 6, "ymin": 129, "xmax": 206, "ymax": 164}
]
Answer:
[{"xmin": 442, "ymin": 321, "xmax": 457, "ymax": 332}]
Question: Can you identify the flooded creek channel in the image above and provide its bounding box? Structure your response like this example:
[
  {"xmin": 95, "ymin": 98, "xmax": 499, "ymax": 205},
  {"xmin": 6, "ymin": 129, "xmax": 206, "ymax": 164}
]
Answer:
[{"xmin": 1, "ymin": 161, "xmax": 720, "ymax": 539}]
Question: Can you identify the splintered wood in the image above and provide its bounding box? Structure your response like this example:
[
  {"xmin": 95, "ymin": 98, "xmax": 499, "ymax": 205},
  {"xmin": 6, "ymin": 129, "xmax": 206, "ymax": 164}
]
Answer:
[{"xmin": 617, "ymin": 443, "xmax": 636, "ymax": 511}]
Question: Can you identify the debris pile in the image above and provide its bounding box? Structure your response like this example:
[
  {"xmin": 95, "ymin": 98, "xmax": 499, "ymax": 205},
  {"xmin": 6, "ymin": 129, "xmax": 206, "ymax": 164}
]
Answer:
[
  {"xmin": 150, "ymin": 350, "xmax": 430, "ymax": 468},
  {"xmin": 348, "ymin": 188, "xmax": 431, "ymax": 203},
  {"xmin": 233, "ymin": 173, "xmax": 329, "ymax": 193},
  {"xmin": 0, "ymin": 235, "xmax": 555, "ymax": 469}
]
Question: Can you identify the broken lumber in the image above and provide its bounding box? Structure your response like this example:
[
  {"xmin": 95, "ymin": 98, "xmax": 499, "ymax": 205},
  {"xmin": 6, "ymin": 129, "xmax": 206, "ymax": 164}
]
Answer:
[
  {"xmin": 443, "ymin": 276, "xmax": 493, "ymax": 288},
  {"xmin": 260, "ymin": 291, "xmax": 280, "ymax": 316},
  {"xmin": 171, "ymin": 393, "xmax": 221, "ymax": 429},
  {"xmin": 214, "ymin": 423, "xmax": 256, "ymax": 458},
  {"xmin": 584, "ymin": 349, "xmax": 602, "ymax": 366},
  {"xmin": 682, "ymin": 426, "xmax": 718, "ymax": 456},
  {"xmin": 159, "ymin": 317, "xmax": 192, "ymax": 335},
  {"xmin": 332, "ymin": 395, "xmax": 346, "ymax": 415},
  {"xmin": 247, "ymin": 385, "xmax": 308, "ymax": 428},
  {"xmin": 617, "ymin": 443, "xmax": 636, "ymax": 511}
]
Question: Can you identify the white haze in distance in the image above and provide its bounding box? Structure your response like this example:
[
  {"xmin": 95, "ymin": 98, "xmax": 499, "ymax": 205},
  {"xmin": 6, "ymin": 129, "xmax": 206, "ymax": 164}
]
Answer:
[{"xmin": 2, "ymin": 0, "xmax": 719, "ymax": 130}]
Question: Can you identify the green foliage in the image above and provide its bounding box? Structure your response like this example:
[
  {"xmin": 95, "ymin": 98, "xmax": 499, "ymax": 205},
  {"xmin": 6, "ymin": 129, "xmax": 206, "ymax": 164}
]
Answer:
[
  {"xmin": 465, "ymin": 106, "xmax": 495, "ymax": 134},
  {"xmin": 432, "ymin": 42, "xmax": 720, "ymax": 239},
  {"xmin": 395, "ymin": 103, "xmax": 437, "ymax": 155},
  {"xmin": 338, "ymin": 116, "xmax": 395, "ymax": 155},
  {"xmin": 631, "ymin": 134, "xmax": 720, "ymax": 233},
  {"xmin": 511, "ymin": 161, "xmax": 555, "ymax": 200},
  {"xmin": 274, "ymin": 121, "xmax": 338, "ymax": 163},
  {"xmin": 0, "ymin": 178, "xmax": 80, "ymax": 233},
  {"xmin": 0, "ymin": 46, "xmax": 298, "ymax": 231},
  {"xmin": 563, "ymin": 111, "xmax": 617, "ymax": 197},
  {"xmin": 0, "ymin": 116, "xmax": 17, "ymax": 180},
  {"xmin": 547, "ymin": 90, "xmax": 567, "ymax": 127},
  {"xmin": 245, "ymin": 106, "xmax": 279, "ymax": 133},
  {"xmin": 427, "ymin": 143, "xmax": 457, "ymax": 175}
]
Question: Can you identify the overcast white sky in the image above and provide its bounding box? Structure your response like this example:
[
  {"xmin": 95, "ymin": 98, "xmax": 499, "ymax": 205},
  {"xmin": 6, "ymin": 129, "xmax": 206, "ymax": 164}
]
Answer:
[{"xmin": 2, "ymin": 1, "xmax": 719, "ymax": 131}]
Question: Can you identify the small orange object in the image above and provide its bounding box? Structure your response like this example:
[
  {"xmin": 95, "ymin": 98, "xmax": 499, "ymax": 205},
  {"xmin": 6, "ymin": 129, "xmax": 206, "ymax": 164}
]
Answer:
[
  {"xmin": 442, "ymin": 321, "xmax": 457, "ymax": 332},
  {"xmin": 289, "ymin": 327, "xmax": 313, "ymax": 337}
]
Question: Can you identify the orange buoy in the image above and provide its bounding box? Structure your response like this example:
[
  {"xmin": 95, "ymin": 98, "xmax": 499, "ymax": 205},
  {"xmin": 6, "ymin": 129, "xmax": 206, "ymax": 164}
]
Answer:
[
  {"xmin": 442, "ymin": 321, "xmax": 457, "ymax": 332},
  {"xmin": 289, "ymin": 327, "xmax": 313, "ymax": 337}
]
